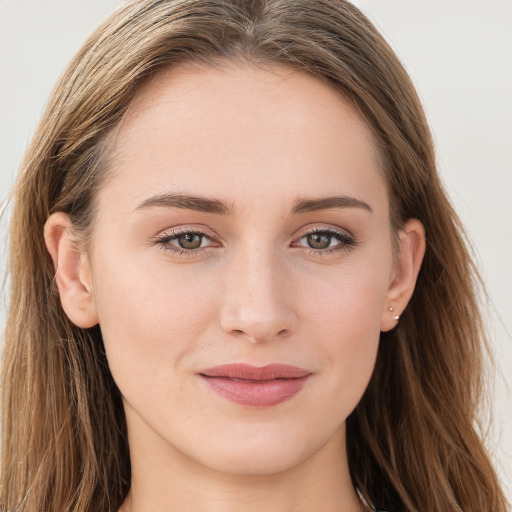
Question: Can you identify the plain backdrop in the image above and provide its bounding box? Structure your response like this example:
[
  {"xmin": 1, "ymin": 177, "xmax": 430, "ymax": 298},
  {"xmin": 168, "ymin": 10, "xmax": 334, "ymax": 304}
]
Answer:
[{"xmin": 0, "ymin": 0, "xmax": 511, "ymax": 499}]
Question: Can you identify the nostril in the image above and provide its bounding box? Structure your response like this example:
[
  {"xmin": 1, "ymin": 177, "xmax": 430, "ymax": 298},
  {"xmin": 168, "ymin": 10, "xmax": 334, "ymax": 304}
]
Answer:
[{"xmin": 219, "ymin": 298, "xmax": 298, "ymax": 343}]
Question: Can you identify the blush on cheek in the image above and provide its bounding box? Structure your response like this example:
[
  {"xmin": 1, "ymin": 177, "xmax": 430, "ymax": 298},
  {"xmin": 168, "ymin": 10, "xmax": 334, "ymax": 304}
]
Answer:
[
  {"xmin": 98, "ymin": 275, "xmax": 214, "ymax": 378},
  {"xmin": 305, "ymin": 281, "xmax": 382, "ymax": 391}
]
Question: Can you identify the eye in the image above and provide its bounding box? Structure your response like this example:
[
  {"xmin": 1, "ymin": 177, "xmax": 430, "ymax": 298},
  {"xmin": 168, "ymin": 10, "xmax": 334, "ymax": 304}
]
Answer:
[
  {"xmin": 152, "ymin": 227, "xmax": 216, "ymax": 255},
  {"xmin": 294, "ymin": 227, "xmax": 356, "ymax": 253},
  {"xmin": 173, "ymin": 232, "xmax": 207, "ymax": 250}
]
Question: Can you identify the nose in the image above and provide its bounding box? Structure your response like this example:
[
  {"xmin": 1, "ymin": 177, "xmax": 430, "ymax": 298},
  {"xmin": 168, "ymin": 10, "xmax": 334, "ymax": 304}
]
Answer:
[{"xmin": 219, "ymin": 248, "xmax": 298, "ymax": 344}]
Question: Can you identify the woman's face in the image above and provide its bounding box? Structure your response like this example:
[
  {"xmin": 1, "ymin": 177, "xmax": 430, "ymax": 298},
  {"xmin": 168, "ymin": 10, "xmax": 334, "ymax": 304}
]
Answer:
[{"xmin": 79, "ymin": 61, "xmax": 406, "ymax": 475}]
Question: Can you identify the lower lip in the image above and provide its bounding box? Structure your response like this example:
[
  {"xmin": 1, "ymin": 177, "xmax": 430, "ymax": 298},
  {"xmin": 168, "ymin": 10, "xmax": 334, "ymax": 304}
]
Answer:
[{"xmin": 200, "ymin": 375, "xmax": 310, "ymax": 407}]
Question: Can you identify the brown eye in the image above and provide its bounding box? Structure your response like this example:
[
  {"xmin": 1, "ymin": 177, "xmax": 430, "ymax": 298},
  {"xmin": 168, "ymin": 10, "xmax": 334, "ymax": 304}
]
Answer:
[
  {"xmin": 177, "ymin": 233, "xmax": 204, "ymax": 249},
  {"xmin": 295, "ymin": 228, "xmax": 356, "ymax": 254},
  {"xmin": 154, "ymin": 228, "xmax": 215, "ymax": 255},
  {"xmin": 306, "ymin": 233, "xmax": 332, "ymax": 249}
]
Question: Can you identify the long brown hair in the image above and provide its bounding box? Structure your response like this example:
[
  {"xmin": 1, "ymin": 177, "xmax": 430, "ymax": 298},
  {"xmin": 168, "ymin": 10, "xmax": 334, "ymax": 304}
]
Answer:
[{"xmin": 2, "ymin": 1, "xmax": 508, "ymax": 510}]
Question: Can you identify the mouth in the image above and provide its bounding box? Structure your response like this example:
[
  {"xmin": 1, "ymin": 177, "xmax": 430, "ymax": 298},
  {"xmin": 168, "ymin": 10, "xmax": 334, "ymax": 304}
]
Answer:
[{"xmin": 199, "ymin": 363, "xmax": 312, "ymax": 407}]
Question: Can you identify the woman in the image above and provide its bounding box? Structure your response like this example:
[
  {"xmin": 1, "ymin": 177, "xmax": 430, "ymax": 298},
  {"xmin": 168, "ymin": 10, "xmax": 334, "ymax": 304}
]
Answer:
[{"xmin": 1, "ymin": 0, "xmax": 508, "ymax": 511}]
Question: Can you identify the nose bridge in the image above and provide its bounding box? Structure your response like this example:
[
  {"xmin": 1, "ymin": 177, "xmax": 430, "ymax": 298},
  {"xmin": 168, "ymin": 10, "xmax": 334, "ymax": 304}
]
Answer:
[{"xmin": 220, "ymin": 243, "xmax": 297, "ymax": 343}]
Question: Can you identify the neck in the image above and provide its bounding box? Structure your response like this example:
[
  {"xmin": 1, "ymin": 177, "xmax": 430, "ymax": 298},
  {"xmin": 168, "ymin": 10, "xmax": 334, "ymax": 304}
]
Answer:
[{"xmin": 120, "ymin": 411, "xmax": 365, "ymax": 512}]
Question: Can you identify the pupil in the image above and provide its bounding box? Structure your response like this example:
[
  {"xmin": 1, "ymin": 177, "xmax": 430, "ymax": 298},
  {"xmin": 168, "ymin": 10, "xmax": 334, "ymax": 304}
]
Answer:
[
  {"xmin": 307, "ymin": 233, "xmax": 331, "ymax": 249},
  {"xmin": 178, "ymin": 233, "xmax": 202, "ymax": 249}
]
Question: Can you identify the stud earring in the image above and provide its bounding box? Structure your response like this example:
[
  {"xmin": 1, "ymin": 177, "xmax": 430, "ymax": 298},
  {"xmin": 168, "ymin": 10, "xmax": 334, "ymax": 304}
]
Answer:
[{"xmin": 388, "ymin": 306, "xmax": 400, "ymax": 321}]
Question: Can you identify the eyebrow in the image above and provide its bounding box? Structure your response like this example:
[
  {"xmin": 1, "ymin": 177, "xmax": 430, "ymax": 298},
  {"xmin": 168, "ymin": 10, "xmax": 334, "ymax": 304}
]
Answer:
[
  {"xmin": 135, "ymin": 193, "xmax": 372, "ymax": 215},
  {"xmin": 135, "ymin": 193, "xmax": 234, "ymax": 215},
  {"xmin": 291, "ymin": 195, "xmax": 372, "ymax": 214}
]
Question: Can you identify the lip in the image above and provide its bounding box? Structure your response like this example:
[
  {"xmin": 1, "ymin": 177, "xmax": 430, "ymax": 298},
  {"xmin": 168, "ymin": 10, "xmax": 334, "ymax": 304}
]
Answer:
[{"xmin": 199, "ymin": 364, "xmax": 312, "ymax": 407}]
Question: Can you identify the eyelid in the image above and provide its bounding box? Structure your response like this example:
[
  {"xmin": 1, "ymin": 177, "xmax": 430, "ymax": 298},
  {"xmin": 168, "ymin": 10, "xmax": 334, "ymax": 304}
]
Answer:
[
  {"xmin": 293, "ymin": 223, "xmax": 355, "ymax": 240},
  {"xmin": 151, "ymin": 223, "xmax": 356, "ymax": 257},
  {"xmin": 151, "ymin": 225, "xmax": 221, "ymax": 255},
  {"xmin": 291, "ymin": 224, "xmax": 357, "ymax": 254},
  {"xmin": 152, "ymin": 225, "xmax": 217, "ymax": 241}
]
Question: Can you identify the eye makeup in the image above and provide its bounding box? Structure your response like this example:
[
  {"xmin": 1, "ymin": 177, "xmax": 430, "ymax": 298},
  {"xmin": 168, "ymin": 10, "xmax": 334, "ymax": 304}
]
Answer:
[
  {"xmin": 151, "ymin": 224, "xmax": 357, "ymax": 258},
  {"xmin": 151, "ymin": 226, "xmax": 218, "ymax": 257},
  {"xmin": 292, "ymin": 226, "xmax": 356, "ymax": 255}
]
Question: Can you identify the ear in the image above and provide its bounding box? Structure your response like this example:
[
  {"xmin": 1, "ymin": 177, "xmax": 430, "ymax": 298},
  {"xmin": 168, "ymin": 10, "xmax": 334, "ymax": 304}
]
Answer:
[
  {"xmin": 44, "ymin": 212, "xmax": 99, "ymax": 328},
  {"xmin": 381, "ymin": 218, "xmax": 426, "ymax": 332}
]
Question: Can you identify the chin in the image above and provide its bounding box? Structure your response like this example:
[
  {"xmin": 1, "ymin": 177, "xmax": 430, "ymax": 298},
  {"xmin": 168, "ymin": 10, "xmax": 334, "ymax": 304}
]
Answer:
[
  {"xmin": 201, "ymin": 442, "xmax": 310, "ymax": 476},
  {"xmin": 182, "ymin": 421, "xmax": 328, "ymax": 477}
]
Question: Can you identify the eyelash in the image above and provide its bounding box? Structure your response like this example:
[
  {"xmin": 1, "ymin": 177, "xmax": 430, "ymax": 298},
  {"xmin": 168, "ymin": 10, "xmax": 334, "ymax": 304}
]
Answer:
[
  {"xmin": 152, "ymin": 226, "xmax": 356, "ymax": 257},
  {"xmin": 293, "ymin": 227, "xmax": 356, "ymax": 256},
  {"xmin": 152, "ymin": 227, "xmax": 215, "ymax": 257}
]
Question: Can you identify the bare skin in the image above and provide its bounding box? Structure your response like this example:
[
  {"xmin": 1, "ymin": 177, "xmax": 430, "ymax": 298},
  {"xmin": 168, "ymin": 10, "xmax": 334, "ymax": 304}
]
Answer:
[{"xmin": 44, "ymin": 60, "xmax": 425, "ymax": 512}]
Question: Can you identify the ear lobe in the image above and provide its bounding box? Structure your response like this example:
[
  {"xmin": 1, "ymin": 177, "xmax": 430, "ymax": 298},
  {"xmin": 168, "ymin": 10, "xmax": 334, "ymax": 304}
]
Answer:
[
  {"xmin": 44, "ymin": 212, "xmax": 99, "ymax": 328},
  {"xmin": 380, "ymin": 218, "xmax": 426, "ymax": 332}
]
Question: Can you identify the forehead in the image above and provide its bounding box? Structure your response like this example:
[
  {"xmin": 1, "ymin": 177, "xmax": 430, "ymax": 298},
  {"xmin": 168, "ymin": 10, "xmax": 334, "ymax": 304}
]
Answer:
[{"xmin": 101, "ymin": 60, "xmax": 386, "ymax": 214}]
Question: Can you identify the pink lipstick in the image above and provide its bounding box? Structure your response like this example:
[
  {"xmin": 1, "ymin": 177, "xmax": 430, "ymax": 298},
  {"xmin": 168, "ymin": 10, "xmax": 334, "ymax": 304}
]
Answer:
[{"xmin": 199, "ymin": 363, "xmax": 311, "ymax": 407}]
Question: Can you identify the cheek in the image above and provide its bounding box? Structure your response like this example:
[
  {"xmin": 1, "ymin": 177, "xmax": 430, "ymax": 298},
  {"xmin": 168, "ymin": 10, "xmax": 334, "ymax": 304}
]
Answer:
[
  {"xmin": 299, "ymin": 262, "xmax": 389, "ymax": 408},
  {"xmin": 302, "ymin": 256, "xmax": 390, "ymax": 338},
  {"xmin": 91, "ymin": 255, "xmax": 221, "ymax": 393}
]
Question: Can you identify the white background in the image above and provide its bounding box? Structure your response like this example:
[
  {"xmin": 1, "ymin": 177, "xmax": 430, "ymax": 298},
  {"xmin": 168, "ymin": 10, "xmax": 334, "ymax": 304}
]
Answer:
[{"xmin": 0, "ymin": 0, "xmax": 510, "ymax": 500}]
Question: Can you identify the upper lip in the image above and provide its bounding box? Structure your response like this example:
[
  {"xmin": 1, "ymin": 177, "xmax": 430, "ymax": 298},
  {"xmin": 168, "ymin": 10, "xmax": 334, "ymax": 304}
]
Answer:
[{"xmin": 199, "ymin": 363, "xmax": 311, "ymax": 381}]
